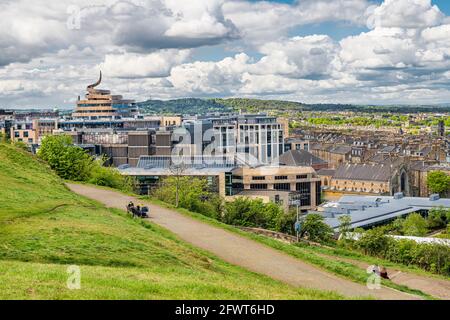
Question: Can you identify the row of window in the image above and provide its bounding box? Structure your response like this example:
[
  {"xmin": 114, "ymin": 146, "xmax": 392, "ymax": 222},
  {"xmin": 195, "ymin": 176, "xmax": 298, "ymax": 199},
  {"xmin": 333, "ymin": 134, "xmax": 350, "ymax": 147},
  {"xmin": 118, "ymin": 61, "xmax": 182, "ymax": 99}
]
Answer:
[
  {"xmin": 248, "ymin": 182, "xmax": 314, "ymax": 193},
  {"xmin": 251, "ymin": 174, "xmax": 309, "ymax": 181}
]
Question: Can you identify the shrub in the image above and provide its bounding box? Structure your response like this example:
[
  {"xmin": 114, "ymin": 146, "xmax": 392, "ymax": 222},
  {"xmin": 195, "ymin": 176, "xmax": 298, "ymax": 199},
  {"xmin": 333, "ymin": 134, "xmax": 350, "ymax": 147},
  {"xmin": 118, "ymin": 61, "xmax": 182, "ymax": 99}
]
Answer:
[
  {"xmin": 222, "ymin": 197, "xmax": 285, "ymax": 231},
  {"xmin": 38, "ymin": 135, "xmax": 93, "ymax": 181},
  {"xmin": 351, "ymin": 228, "xmax": 450, "ymax": 276},
  {"xmin": 355, "ymin": 227, "xmax": 391, "ymax": 256},
  {"xmin": 401, "ymin": 213, "xmax": 428, "ymax": 236},
  {"xmin": 88, "ymin": 160, "xmax": 132, "ymax": 192},
  {"xmin": 427, "ymin": 207, "xmax": 449, "ymax": 230}
]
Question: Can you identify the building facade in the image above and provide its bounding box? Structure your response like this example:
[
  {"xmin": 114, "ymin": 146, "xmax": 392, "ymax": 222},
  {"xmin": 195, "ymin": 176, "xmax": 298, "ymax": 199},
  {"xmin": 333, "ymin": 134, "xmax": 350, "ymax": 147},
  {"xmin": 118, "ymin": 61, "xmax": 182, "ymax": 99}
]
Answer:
[{"xmin": 72, "ymin": 71, "xmax": 137, "ymax": 120}]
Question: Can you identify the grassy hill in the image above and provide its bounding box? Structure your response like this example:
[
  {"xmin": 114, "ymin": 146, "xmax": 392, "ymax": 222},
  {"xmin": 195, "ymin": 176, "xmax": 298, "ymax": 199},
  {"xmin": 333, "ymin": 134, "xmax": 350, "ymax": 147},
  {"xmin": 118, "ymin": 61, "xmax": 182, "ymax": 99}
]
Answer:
[
  {"xmin": 136, "ymin": 98, "xmax": 450, "ymax": 115},
  {"xmin": 0, "ymin": 142, "xmax": 341, "ymax": 299}
]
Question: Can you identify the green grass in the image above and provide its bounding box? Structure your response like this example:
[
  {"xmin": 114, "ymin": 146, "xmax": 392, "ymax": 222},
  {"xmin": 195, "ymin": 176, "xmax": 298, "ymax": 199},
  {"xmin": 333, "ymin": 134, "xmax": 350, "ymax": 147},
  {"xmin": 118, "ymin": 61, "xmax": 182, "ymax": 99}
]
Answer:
[
  {"xmin": 0, "ymin": 143, "xmax": 343, "ymax": 300},
  {"xmin": 146, "ymin": 199, "xmax": 439, "ymax": 299}
]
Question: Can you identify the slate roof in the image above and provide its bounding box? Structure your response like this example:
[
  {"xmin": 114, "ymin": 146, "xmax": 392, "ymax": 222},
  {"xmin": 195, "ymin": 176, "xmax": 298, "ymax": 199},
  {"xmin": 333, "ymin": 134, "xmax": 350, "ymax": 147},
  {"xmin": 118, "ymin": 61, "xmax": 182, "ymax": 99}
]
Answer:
[
  {"xmin": 317, "ymin": 168, "xmax": 336, "ymax": 176},
  {"xmin": 329, "ymin": 145, "xmax": 352, "ymax": 155},
  {"xmin": 275, "ymin": 150, "xmax": 327, "ymax": 166},
  {"xmin": 333, "ymin": 163, "xmax": 392, "ymax": 182}
]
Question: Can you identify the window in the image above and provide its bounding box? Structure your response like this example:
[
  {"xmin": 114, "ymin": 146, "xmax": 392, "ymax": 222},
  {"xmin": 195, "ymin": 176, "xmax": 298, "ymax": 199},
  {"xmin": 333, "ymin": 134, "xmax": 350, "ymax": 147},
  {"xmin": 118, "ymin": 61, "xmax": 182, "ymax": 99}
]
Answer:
[
  {"xmin": 14, "ymin": 132, "xmax": 20, "ymax": 138},
  {"xmin": 296, "ymin": 182, "xmax": 311, "ymax": 206},
  {"xmin": 275, "ymin": 176, "xmax": 288, "ymax": 180},
  {"xmin": 23, "ymin": 131, "xmax": 29, "ymax": 138},
  {"xmin": 296, "ymin": 175, "xmax": 307, "ymax": 179},
  {"xmin": 316, "ymin": 181, "xmax": 322, "ymax": 205},
  {"xmin": 252, "ymin": 176, "xmax": 266, "ymax": 180},
  {"xmin": 274, "ymin": 183, "xmax": 290, "ymax": 191},
  {"xmin": 250, "ymin": 184, "xmax": 268, "ymax": 190}
]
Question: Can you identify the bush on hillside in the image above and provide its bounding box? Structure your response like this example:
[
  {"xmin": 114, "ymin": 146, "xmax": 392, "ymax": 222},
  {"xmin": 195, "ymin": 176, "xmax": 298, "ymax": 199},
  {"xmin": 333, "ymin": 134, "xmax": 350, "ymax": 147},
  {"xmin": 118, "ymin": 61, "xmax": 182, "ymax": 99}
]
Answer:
[
  {"xmin": 222, "ymin": 197, "xmax": 285, "ymax": 232},
  {"xmin": 401, "ymin": 213, "xmax": 429, "ymax": 236},
  {"xmin": 300, "ymin": 214, "xmax": 334, "ymax": 243},
  {"xmin": 427, "ymin": 207, "xmax": 449, "ymax": 230},
  {"xmin": 350, "ymin": 227, "xmax": 450, "ymax": 276},
  {"xmin": 38, "ymin": 135, "xmax": 130, "ymax": 190},
  {"xmin": 38, "ymin": 135, "xmax": 93, "ymax": 181},
  {"xmin": 152, "ymin": 176, "xmax": 222, "ymax": 219}
]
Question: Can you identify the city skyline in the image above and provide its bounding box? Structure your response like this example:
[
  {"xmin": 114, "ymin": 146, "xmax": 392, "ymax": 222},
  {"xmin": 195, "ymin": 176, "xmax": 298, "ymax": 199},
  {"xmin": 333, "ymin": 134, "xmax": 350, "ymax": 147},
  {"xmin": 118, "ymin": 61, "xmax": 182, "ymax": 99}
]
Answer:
[{"xmin": 1, "ymin": 0, "xmax": 450, "ymax": 108}]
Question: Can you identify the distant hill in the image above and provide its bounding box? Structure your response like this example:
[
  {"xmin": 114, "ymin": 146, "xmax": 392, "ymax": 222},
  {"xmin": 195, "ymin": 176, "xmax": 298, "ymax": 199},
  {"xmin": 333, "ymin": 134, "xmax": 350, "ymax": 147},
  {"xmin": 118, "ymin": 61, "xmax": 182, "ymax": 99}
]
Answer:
[{"xmin": 137, "ymin": 98, "xmax": 450, "ymax": 115}]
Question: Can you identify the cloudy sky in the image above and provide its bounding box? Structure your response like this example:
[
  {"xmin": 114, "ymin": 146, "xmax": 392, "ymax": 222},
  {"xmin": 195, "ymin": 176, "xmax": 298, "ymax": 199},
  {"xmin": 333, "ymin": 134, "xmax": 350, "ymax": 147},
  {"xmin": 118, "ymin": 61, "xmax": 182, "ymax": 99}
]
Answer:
[{"xmin": 1, "ymin": 0, "xmax": 450, "ymax": 109}]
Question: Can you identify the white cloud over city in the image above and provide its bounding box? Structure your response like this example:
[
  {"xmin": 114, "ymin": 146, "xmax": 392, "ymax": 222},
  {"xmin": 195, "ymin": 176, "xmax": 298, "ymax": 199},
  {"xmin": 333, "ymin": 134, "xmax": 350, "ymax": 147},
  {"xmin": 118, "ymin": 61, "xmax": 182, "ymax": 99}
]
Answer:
[{"xmin": 1, "ymin": 0, "xmax": 450, "ymax": 108}]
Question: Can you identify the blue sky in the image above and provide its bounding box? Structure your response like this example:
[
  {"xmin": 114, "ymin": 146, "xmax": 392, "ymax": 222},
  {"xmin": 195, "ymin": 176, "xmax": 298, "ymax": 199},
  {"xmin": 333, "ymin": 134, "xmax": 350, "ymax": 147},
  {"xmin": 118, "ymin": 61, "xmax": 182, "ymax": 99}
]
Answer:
[{"xmin": 1, "ymin": 0, "xmax": 450, "ymax": 108}]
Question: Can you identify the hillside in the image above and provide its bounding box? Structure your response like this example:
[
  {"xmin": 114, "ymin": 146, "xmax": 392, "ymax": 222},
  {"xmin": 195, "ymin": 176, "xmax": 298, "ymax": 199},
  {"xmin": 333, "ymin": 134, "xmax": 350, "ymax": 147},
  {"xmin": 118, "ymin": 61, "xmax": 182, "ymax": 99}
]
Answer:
[
  {"xmin": 0, "ymin": 142, "xmax": 340, "ymax": 299},
  {"xmin": 136, "ymin": 98, "xmax": 450, "ymax": 115}
]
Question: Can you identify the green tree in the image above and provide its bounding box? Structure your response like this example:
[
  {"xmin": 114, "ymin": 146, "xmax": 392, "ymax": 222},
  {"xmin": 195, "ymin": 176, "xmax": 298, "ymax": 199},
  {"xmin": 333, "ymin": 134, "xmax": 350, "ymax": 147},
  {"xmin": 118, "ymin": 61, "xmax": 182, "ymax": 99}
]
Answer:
[
  {"xmin": 427, "ymin": 207, "xmax": 449, "ymax": 230},
  {"xmin": 88, "ymin": 156, "xmax": 132, "ymax": 192},
  {"xmin": 427, "ymin": 171, "xmax": 450, "ymax": 196},
  {"xmin": 338, "ymin": 214, "xmax": 352, "ymax": 240},
  {"xmin": 152, "ymin": 176, "xmax": 221, "ymax": 219},
  {"xmin": 356, "ymin": 227, "xmax": 391, "ymax": 256},
  {"xmin": 402, "ymin": 213, "xmax": 428, "ymax": 236},
  {"xmin": 38, "ymin": 135, "xmax": 93, "ymax": 181},
  {"xmin": 300, "ymin": 214, "xmax": 334, "ymax": 243},
  {"xmin": 222, "ymin": 197, "xmax": 285, "ymax": 231}
]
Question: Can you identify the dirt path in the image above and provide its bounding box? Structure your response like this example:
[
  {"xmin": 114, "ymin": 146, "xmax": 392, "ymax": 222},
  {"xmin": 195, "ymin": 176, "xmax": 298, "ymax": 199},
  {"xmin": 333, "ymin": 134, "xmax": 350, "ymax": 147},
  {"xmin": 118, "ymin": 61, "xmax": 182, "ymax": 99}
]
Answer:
[
  {"xmin": 315, "ymin": 253, "xmax": 450, "ymax": 300},
  {"xmin": 67, "ymin": 183, "xmax": 420, "ymax": 300}
]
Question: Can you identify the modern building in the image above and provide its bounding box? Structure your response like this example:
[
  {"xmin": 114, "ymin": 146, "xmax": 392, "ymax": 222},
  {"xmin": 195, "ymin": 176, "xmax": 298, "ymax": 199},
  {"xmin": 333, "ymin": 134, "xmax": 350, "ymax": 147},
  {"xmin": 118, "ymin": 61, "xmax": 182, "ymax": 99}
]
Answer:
[
  {"xmin": 119, "ymin": 155, "xmax": 321, "ymax": 211},
  {"xmin": 119, "ymin": 155, "xmax": 237, "ymax": 197},
  {"xmin": 72, "ymin": 71, "xmax": 137, "ymax": 120},
  {"xmin": 317, "ymin": 193, "xmax": 450, "ymax": 230},
  {"xmin": 231, "ymin": 165, "xmax": 322, "ymax": 211}
]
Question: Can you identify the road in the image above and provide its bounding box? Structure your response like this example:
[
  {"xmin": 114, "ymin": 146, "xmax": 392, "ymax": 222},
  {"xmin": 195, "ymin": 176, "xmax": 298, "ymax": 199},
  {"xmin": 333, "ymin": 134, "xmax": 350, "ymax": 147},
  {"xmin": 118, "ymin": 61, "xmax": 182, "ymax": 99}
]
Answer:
[{"xmin": 67, "ymin": 183, "xmax": 420, "ymax": 300}]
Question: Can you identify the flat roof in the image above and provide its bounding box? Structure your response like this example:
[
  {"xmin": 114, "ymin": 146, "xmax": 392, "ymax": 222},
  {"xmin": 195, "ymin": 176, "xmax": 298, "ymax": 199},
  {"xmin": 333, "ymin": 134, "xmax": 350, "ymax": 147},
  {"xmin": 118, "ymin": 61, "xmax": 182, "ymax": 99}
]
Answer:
[
  {"xmin": 320, "ymin": 194, "xmax": 450, "ymax": 230},
  {"xmin": 119, "ymin": 167, "xmax": 233, "ymax": 176}
]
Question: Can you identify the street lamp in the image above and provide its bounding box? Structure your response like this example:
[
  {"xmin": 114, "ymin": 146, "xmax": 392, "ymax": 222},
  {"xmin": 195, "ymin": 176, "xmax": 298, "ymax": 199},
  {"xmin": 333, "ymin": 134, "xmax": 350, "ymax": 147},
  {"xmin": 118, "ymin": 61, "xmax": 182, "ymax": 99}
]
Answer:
[{"xmin": 291, "ymin": 199, "xmax": 302, "ymax": 242}]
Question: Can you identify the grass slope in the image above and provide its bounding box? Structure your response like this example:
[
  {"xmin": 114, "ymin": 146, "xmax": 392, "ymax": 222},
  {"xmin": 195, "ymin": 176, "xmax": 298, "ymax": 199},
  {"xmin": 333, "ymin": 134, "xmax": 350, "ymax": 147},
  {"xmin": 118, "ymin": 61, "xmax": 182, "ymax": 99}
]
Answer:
[
  {"xmin": 0, "ymin": 143, "xmax": 342, "ymax": 300},
  {"xmin": 147, "ymin": 199, "xmax": 440, "ymax": 299}
]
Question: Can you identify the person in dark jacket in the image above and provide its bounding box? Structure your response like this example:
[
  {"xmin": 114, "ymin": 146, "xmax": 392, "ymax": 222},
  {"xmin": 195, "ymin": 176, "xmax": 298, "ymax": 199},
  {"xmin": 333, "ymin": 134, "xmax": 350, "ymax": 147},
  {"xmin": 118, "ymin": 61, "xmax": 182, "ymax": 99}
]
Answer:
[{"xmin": 380, "ymin": 266, "xmax": 389, "ymax": 279}]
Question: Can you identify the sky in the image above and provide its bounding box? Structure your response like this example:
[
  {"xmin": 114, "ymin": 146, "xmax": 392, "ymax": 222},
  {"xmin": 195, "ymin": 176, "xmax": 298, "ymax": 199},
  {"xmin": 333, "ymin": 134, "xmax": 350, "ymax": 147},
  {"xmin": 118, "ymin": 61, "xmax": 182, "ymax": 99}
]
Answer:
[{"xmin": 1, "ymin": 0, "xmax": 450, "ymax": 109}]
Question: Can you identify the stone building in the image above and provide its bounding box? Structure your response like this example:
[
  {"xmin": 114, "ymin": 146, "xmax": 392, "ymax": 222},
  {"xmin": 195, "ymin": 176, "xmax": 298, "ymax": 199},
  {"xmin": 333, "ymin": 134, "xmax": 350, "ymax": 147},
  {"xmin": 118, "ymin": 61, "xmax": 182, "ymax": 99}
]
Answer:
[{"xmin": 319, "ymin": 163, "xmax": 410, "ymax": 198}]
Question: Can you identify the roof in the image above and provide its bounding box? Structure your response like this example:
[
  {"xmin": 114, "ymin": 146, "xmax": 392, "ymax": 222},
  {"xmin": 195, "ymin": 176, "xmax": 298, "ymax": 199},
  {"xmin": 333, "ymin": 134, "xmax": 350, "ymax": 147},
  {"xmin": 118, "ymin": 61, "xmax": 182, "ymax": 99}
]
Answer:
[
  {"xmin": 136, "ymin": 155, "xmax": 237, "ymax": 169},
  {"xmin": 320, "ymin": 194, "xmax": 450, "ymax": 230},
  {"xmin": 275, "ymin": 150, "xmax": 327, "ymax": 166},
  {"xmin": 317, "ymin": 168, "xmax": 336, "ymax": 176},
  {"xmin": 232, "ymin": 165, "xmax": 316, "ymax": 176},
  {"xmin": 333, "ymin": 163, "xmax": 392, "ymax": 182},
  {"xmin": 329, "ymin": 145, "xmax": 352, "ymax": 155}
]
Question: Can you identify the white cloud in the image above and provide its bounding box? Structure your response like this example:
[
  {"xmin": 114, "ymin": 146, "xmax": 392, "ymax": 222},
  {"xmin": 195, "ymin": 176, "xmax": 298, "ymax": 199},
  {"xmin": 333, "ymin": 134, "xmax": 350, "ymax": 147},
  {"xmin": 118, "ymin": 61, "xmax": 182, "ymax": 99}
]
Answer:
[
  {"xmin": 252, "ymin": 35, "xmax": 338, "ymax": 78},
  {"xmin": 366, "ymin": 0, "xmax": 444, "ymax": 29},
  {"xmin": 100, "ymin": 49, "xmax": 190, "ymax": 78},
  {"xmin": 223, "ymin": 0, "xmax": 371, "ymax": 44},
  {"xmin": 2, "ymin": 0, "xmax": 450, "ymax": 107}
]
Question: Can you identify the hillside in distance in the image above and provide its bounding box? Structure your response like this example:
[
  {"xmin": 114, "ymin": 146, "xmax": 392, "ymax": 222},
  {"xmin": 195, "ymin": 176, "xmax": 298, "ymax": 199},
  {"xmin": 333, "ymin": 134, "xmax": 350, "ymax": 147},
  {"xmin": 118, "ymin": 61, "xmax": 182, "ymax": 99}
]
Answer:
[{"xmin": 136, "ymin": 98, "xmax": 450, "ymax": 115}]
